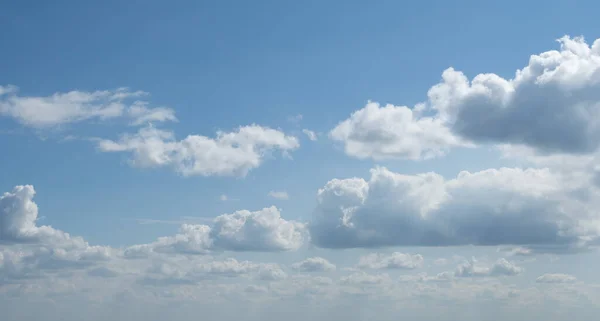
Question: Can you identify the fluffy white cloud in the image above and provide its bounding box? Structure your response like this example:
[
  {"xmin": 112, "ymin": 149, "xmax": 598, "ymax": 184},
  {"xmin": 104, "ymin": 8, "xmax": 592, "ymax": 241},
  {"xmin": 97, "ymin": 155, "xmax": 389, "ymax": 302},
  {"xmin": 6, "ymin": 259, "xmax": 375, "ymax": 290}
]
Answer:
[
  {"xmin": 309, "ymin": 166, "xmax": 600, "ymax": 250},
  {"xmin": 536, "ymin": 273, "xmax": 577, "ymax": 283},
  {"xmin": 454, "ymin": 258, "xmax": 523, "ymax": 277},
  {"xmin": 0, "ymin": 186, "xmax": 114, "ymax": 282},
  {"xmin": 0, "ymin": 185, "xmax": 100, "ymax": 249},
  {"xmin": 268, "ymin": 191, "xmax": 290, "ymax": 200},
  {"xmin": 210, "ymin": 206, "xmax": 305, "ymax": 251},
  {"xmin": 291, "ymin": 257, "xmax": 336, "ymax": 272},
  {"xmin": 0, "ymin": 86, "xmax": 176, "ymax": 128},
  {"xmin": 97, "ymin": 125, "xmax": 299, "ymax": 177},
  {"xmin": 330, "ymin": 101, "xmax": 468, "ymax": 160},
  {"xmin": 357, "ymin": 252, "xmax": 424, "ymax": 270},
  {"xmin": 125, "ymin": 206, "xmax": 305, "ymax": 256},
  {"xmin": 331, "ymin": 36, "xmax": 600, "ymax": 159},
  {"xmin": 302, "ymin": 129, "xmax": 317, "ymax": 141}
]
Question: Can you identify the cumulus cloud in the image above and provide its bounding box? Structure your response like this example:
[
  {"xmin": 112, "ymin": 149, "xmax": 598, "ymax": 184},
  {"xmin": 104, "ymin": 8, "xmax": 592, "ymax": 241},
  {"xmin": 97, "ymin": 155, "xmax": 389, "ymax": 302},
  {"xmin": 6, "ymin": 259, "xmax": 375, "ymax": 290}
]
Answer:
[
  {"xmin": 291, "ymin": 257, "xmax": 336, "ymax": 272},
  {"xmin": 331, "ymin": 36, "xmax": 600, "ymax": 159},
  {"xmin": 97, "ymin": 125, "xmax": 299, "ymax": 177},
  {"xmin": 357, "ymin": 252, "xmax": 424, "ymax": 270},
  {"xmin": 454, "ymin": 258, "xmax": 523, "ymax": 277},
  {"xmin": 536, "ymin": 273, "xmax": 577, "ymax": 283},
  {"xmin": 125, "ymin": 206, "xmax": 305, "ymax": 257},
  {"xmin": 330, "ymin": 101, "xmax": 468, "ymax": 160},
  {"xmin": 0, "ymin": 186, "xmax": 101, "ymax": 250},
  {"xmin": 268, "ymin": 191, "xmax": 290, "ymax": 200},
  {"xmin": 0, "ymin": 186, "xmax": 114, "ymax": 281},
  {"xmin": 309, "ymin": 166, "xmax": 600, "ymax": 250},
  {"xmin": 0, "ymin": 86, "xmax": 176, "ymax": 128},
  {"xmin": 302, "ymin": 129, "xmax": 318, "ymax": 141}
]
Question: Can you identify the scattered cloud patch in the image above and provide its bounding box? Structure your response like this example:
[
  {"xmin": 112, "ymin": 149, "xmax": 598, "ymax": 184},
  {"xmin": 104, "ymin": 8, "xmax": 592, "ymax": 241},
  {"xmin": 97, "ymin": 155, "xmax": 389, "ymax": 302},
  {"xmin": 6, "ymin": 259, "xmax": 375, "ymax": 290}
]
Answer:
[
  {"xmin": 268, "ymin": 191, "xmax": 290, "ymax": 200},
  {"xmin": 454, "ymin": 258, "xmax": 523, "ymax": 277},
  {"xmin": 97, "ymin": 125, "xmax": 300, "ymax": 177},
  {"xmin": 536, "ymin": 273, "xmax": 577, "ymax": 283},
  {"xmin": 291, "ymin": 257, "xmax": 336, "ymax": 272},
  {"xmin": 125, "ymin": 206, "xmax": 306, "ymax": 256},
  {"xmin": 287, "ymin": 114, "xmax": 303, "ymax": 123},
  {"xmin": 0, "ymin": 86, "xmax": 175, "ymax": 128},
  {"xmin": 357, "ymin": 252, "xmax": 424, "ymax": 270},
  {"xmin": 302, "ymin": 129, "xmax": 318, "ymax": 141}
]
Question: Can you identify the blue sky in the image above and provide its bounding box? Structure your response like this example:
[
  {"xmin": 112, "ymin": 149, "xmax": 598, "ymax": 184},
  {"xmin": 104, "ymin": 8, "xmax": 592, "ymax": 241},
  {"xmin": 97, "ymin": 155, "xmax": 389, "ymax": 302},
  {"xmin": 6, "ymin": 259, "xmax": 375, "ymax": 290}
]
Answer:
[{"xmin": 2, "ymin": 1, "xmax": 600, "ymax": 320}]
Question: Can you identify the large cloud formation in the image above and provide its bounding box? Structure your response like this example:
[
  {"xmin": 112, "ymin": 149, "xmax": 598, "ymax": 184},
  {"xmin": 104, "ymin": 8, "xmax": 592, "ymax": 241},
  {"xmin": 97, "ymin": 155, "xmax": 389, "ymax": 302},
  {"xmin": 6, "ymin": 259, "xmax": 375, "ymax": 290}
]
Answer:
[
  {"xmin": 331, "ymin": 36, "xmax": 600, "ymax": 159},
  {"xmin": 309, "ymin": 166, "xmax": 600, "ymax": 250},
  {"xmin": 97, "ymin": 125, "xmax": 300, "ymax": 177}
]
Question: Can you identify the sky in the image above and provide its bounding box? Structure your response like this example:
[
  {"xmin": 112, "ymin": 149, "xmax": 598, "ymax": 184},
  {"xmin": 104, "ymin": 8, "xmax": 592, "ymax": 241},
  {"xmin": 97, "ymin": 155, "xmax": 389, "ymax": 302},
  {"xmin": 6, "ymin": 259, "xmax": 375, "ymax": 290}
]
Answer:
[{"xmin": 2, "ymin": 0, "xmax": 600, "ymax": 320}]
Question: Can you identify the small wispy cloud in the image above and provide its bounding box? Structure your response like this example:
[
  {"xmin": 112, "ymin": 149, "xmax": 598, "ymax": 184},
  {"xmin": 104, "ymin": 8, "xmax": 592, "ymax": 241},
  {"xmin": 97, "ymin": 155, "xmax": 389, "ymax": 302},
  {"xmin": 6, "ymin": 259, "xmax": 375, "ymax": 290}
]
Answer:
[
  {"xmin": 268, "ymin": 191, "xmax": 289, "ymax": 200},
  {"xmin": 302, "ymin": 129, "xmax": 318, "ymax": 141},
  {"xmin": 287, "ymin": 114, "xmax": 303, "ymax": 123}
]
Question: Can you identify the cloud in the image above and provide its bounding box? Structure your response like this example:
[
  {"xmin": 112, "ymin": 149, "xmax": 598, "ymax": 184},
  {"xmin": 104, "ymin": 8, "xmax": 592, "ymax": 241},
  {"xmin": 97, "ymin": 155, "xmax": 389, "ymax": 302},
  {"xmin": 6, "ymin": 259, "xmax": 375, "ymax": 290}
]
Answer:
[
  {"xmin": 125, "ymin": 206, "xmax": 306, "ymax": 256},
  {"xmin": 428, "ymin": 36, "xmax": 600, "ymax": 154},
  {"xmin": 268, "ymin": 191, "xmax": 290, "ymax": 200},
  {"xmin": 288, "ymin": 114, "xmax": 303, "ymax": 123},
  {"xmin": 139, "ymin": 258, "xmax": 287, "ymax": 285},
  {"xmin": 0, "ymin": 186, "xmax": 115, "ymax": 281},
  {"xmin": 0, "ymin": 86, "xmax": 176, "ymax": 128},
  {"xmin": 536, "ymin": 273, "xmax": 577, "ymax": 283},
  {"xmin": 210, "ymin": 206, "xmax": 305, "ymax": 251},
  {"xmin": 0, "ymin": 185, "xmax": 99, "ymax": 250},
  {"xmin": 219, "ymin": 195, "xmax": 228, "ymax": 201},
  {"xmin": 302, "ymin": 129, "xmax": 317, "ymax": 141},
  {"xmin": 340, "ymin": 271, "xmax": 391, "ymax": 285},
  {"xmin": 291, "ymin": 257, "xmax": 336, "ymax": 272},
  {"xmin": 309, "ymin": 166, "xmax": 600, "ymax": 250},
  {"xmin": 357, "ymin": 252, "xmax": 424, "ymax": 270},
  {"xmin": 330, "ymin": 36, "xmax": 600, "ymax": 159},
  {"xmin": 330, "ymin": 101, "xmax": 468, "ymax": 160},
  {"xmin": 454, "ymin": 258, "xmax": 523, "ymax": 277},
  {"xmin": 97, "ymin": 124, "xmax": 299, "ymax": 177}
]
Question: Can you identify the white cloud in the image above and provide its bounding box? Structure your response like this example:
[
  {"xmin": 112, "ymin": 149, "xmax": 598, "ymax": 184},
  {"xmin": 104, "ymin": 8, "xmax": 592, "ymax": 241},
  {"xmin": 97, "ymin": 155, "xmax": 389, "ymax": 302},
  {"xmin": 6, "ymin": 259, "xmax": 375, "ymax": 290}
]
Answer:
[
  {"xmin": 210, "ymin": 206, "xmax": 305, "ymax": 252},
  {"xmin": 302, "ymin": 129, "xmax": 317, "ymax": 141},
  {"xmin": 139, "ymin": 258, "xmax": 287, "ymax": 285},
  {"xmin": 268, "ymin": 191, "xmax": 290, "ymax": 200},
  {"xmin": 126, "ymin": 101, "xmax": 177, "ymax": 126},
  {"xmin": 125, "ymin": 206, "xmax": 306, "ymax": 256},
  {"xmin": 219, "ymin": 194, "xmax": 228, "ymax": 201},
  {"xmin": 0, "ymin": 185, "xmax": 101, "ymax": 250},
  {"xmin": 309, "ymin": 166, "xmax": 600, "ymax": 250},
  {"xmin": 330, "ymin": 101, "xmax": 468, "ymax": 160},
  {"xmin": 340, "ymin": 271, "xmax": 391, "ymax": 285},
  {"xmin": 454, "ymin": 258, "xmax": 523, "ymax": 277},
  {"xmin": 330, "ymin": 36, "xmax": 600, "ymax": 160},
  {"xmin": 0, "ymin": 86, "xmax": 176, "ymax": 128},
  {"xmin": 291, "ymin": 257, "xmax": 336, "ymax": 272},
  {"xmin": 0, "ymin": 186, "xmax": 114, "ymax": 280},
  {"xmin": 357, "ymin": 252, "xmax": 424, "ymax": 270},
  {"xmin": 536, "ymin": 273, "xmax": 577, "ymax": 283},
  {"xmin": 97, "ymin": 125, "xmax": 299, "ymax": 177}
]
